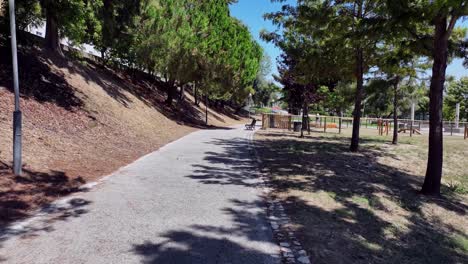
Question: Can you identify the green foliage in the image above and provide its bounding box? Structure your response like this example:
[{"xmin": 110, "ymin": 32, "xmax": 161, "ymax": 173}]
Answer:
[
  {"xmin": 2, "ymin": 0, "xmax": 261, "ymax": 106},
  {"xmin": 444, "ymin": 77, "xmax": 468, "ymax": 121},
  {"xmin": 316, "ymin": 83, "xmax": 355, "ymax": 115},
  {"xmin": 0, "ymin": 0, "xmax": 41, "ymax": 44},
  {"xmin": 39, "ymin": 0, "xmax": 102, "ymax": 44},
  {"xmin": 130, "ymin": 0, "xmax": 262, "ymax": 104},
  {"xmin": 253, "ymin": 81, "xmax": 280, "ymax": 107},
  {"xmin": 252, "ymin": 54, "xmax": 280, "ymax": 107}
]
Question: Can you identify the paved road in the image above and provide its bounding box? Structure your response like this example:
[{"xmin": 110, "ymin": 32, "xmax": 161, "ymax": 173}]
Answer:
[{"xmin": 0, "ymin": 126, "xmax": 279, "ymax": 264}]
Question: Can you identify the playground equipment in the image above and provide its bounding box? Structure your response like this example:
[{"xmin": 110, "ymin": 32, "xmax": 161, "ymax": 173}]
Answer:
[{"xmin": 377, "ymin": 119, "xmax": 389, "ymax": 136}]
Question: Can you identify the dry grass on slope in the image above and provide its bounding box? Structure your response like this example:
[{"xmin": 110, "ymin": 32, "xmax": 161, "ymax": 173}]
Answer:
[{"xmin": 0, "ymin": 47, "xmax": 247, "ymax": 224}]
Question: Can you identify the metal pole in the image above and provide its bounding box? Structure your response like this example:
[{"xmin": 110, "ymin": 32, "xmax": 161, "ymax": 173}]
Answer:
[
  {"xmin": 9, "ymin": 0, "xmax": 22, "ymax": 176},
  {"xmin": 205, "ymin": 94, "xmax": 208, "ymax": 126},
  {"xmin": 455, "ymin": 103, "xmax": 460, "ymax": 129}
]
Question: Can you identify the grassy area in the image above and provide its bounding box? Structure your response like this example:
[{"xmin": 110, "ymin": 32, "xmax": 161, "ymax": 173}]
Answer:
[
  {"xmin": 252, "ymin": 107, "xmax": 273, "ymax": 114},
  {"xmin": 254, "ymin": 128, "xmax": 467, "ymax": 264}
]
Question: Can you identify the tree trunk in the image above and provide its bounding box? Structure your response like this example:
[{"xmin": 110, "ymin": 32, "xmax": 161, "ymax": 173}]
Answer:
[
  {"xmin": 194, "ymin": 84, "xmax": 199, "ymax": 106},
  {"xmin": 350, "ymin": 48, "xmax": 364, "ymax": 152},
  {"xmin": 44, "ymin": 6, "xmax": 62, "ymax": 55},
  {"xmin": 422, "ymin": 18, "xmax": 449, "ymax": 196},
  {"xmin": 179, "ymin": 84, "xmax": 185, "ymax": 100},
  {"xmin": 300, "ymin": 102, "xmax": 308, "ymax": 138},
  {"xmin": 165, "ymin": 80, "xmax": 176, "ymax": 106},
  {"xmin": 102, "ymin": 0, "xmax": 114, "ymax": 47},
  {"xmin": 392, "ymin": 78, "xmax": 399, "ymax": 145}
]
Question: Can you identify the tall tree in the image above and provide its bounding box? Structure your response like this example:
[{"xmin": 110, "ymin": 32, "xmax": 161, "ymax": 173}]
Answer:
[
  {"xmin": 265, "ymin": 0, "xmax": 388, "ymax": 151},
  {"xmin": 131, "ymin": 0, "xmax": 261, "ymax": 106},
  {"xmin": 388, "ymin": 0, "xmax": 468, "ymax": 195},
  {"xmin": 39, "ymin": 0, "xmax": 102, "ymax": 54}
]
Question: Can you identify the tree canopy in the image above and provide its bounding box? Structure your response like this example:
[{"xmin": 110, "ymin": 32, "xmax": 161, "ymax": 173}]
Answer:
[{"xmin": 0, "ymin": 0, "xmax": 262, "ymax": 106}]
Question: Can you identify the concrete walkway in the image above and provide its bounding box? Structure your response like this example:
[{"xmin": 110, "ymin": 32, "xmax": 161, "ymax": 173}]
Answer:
[{"xmin": 0, "ymin": 126, "xmax": 280, "ymax": 264}]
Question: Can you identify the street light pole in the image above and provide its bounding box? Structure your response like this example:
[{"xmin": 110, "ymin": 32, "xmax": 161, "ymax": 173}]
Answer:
[{"xmin": 9, "ymin": 0, "xmax": 22, "ymax": 175}]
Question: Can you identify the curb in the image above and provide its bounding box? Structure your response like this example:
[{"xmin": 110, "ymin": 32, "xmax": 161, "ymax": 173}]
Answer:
[{"xmin": 247, "ymin": 130, "xmax": 312, "ymax": 264}]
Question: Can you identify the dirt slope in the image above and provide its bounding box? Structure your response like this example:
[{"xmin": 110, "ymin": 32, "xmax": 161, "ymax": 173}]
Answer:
[{"xmin": 0, "ymin": 47, "xmax": 247, "ymax": 223}]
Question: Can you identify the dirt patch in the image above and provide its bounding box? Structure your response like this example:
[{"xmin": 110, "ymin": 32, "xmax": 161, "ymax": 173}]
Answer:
[{"xmin": 254, "ymin": 128, "xmax": 467, "ymax": 264}]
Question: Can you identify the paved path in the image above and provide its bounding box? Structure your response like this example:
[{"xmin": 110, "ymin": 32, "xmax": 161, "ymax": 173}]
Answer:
[{"xmin": 0, "ymin": 126, "xmax": 280, "ymax": 264}]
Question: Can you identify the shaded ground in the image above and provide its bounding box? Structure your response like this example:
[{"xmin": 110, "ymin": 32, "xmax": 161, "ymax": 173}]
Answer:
[
  {"xmin": 0, "ymin": 128, "xmax": 278, "ymax": 264},
  {"xmin": 254, "ymin": 128, "xmax": 468, "ymax": 264},
  {"xmin": 0, "ymin": 46, "xmax": 248, "ymax": 225}
]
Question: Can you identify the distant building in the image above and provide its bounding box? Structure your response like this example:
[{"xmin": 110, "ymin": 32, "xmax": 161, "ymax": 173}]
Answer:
[{"xmin": 25, "ymin": 22, "xmax": 102, "ymax": 58}]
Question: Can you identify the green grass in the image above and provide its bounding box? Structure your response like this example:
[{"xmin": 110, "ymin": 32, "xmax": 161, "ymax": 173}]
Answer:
[
  {"xmin": 252, "ymin": 107, "xmax": 272, "ymax": 114},
  {"xmin": 452, "ymin": 234, "xmax": 468, "ymax": 252}
]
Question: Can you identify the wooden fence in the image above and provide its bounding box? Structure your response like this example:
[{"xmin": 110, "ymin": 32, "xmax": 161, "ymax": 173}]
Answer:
[
  {"xmin": 261, "ymin": 114, "xmax": 468, "ymax": 139},
  {"xmin": 261, "ymin": 114, "xmax": 294, "ymax": 130},
  {"xmin": 465, "ymin": 124, "xmax": 468, "ymax": 140}
]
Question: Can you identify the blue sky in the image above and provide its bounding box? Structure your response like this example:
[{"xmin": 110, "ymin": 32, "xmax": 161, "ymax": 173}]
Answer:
[
  {"xmin": 230, "ymin": 0, "xmax": 296, "ymax": 80},
  {"xmin": 230, "ymin": 0, "xmax": 467, "ymax": 80}
]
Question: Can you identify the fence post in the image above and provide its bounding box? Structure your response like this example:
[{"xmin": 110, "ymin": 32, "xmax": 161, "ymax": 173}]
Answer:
[
  {"xmin": 339, "ymin": 115, "xmax": 342, "ymax": 134},
  {"xmin": 324, "ymin": 117, "xmax": 327, "ymax": 133},
  {"xmin": 288, "ymin": 116, "xmax": 292, "ymax": 131},
  {"xmin": 465, "ymin": 124, "xmax": 467, "ymax": 140},
  {"xmin": 450, "ymin": 121, "xmax": 453, "ymax": 136},
  {"xmin": 261, "ymin": 114, "xmax": 265, "ymax": 130},
  {"xmin": 410, "ymin": 120, "xmax": 413, "ymax": 137},
  {"xmin": 386, "ymin": 120, "xmax": 389, "ymax": 136}
]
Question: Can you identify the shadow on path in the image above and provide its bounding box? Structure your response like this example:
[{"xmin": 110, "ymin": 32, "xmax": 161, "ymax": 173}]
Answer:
[
  {"xmin": 133, "ymin": 199, "xmax": 278, "ymax": 264},
  {"xmin": 133, "ymin": 133, "xmax": 278, "ymax": 263}
]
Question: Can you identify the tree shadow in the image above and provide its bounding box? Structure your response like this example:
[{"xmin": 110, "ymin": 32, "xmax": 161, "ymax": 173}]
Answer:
[
  {"xmin": 0, "ymin": 46, "xmax": 84, "ymax": 110},
  {"xmin": 0, "ymin": 161, "xmax": 88, "ymax": 225},
  {"xmin": 48, "ymin": 56, "xmax": 240, "ymax": 128},
  {"xmin": 0, "ymin": 197, "xmax": 91, "ymax": 241},
  {"xmin": 132, "ymin": 199, "xmax": 279, "ymax": 264},
  {"xmin": 186, "ymin": 137, "xmax": 261, "ymax": 187},
  {"xmin": 254, "ymin": 131, "xmax": 467, "ymax": 264},
  {"xmin": 182, "ymin": 129, "xmax": 467, "ymax": 263},
  {"xmin": 0, "ymin": 162, "xmax": 91, "ymax": 262},
  {"xmin": 132, "ymin": 133, "xmax": 280, "ymax": 263},
  {"xmin": 1, "ymin": 44, "xmax": 242, "ymax": 128}
]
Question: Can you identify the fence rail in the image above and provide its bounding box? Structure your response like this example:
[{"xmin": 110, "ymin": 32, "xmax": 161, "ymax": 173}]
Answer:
[{"xmin": 260, "ymin": 113, "xmax": 468, "ymax": 138}]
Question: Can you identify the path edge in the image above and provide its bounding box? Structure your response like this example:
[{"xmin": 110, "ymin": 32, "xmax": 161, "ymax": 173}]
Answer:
[{"xmin": 248, "ymin": 130, "xmax": 312, "ymax": 264}]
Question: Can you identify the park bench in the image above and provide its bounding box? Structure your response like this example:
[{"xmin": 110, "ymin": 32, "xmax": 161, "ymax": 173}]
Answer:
[{"xmin": 245, "ymin": 119, "xmax": 257, "ymax": 130}]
